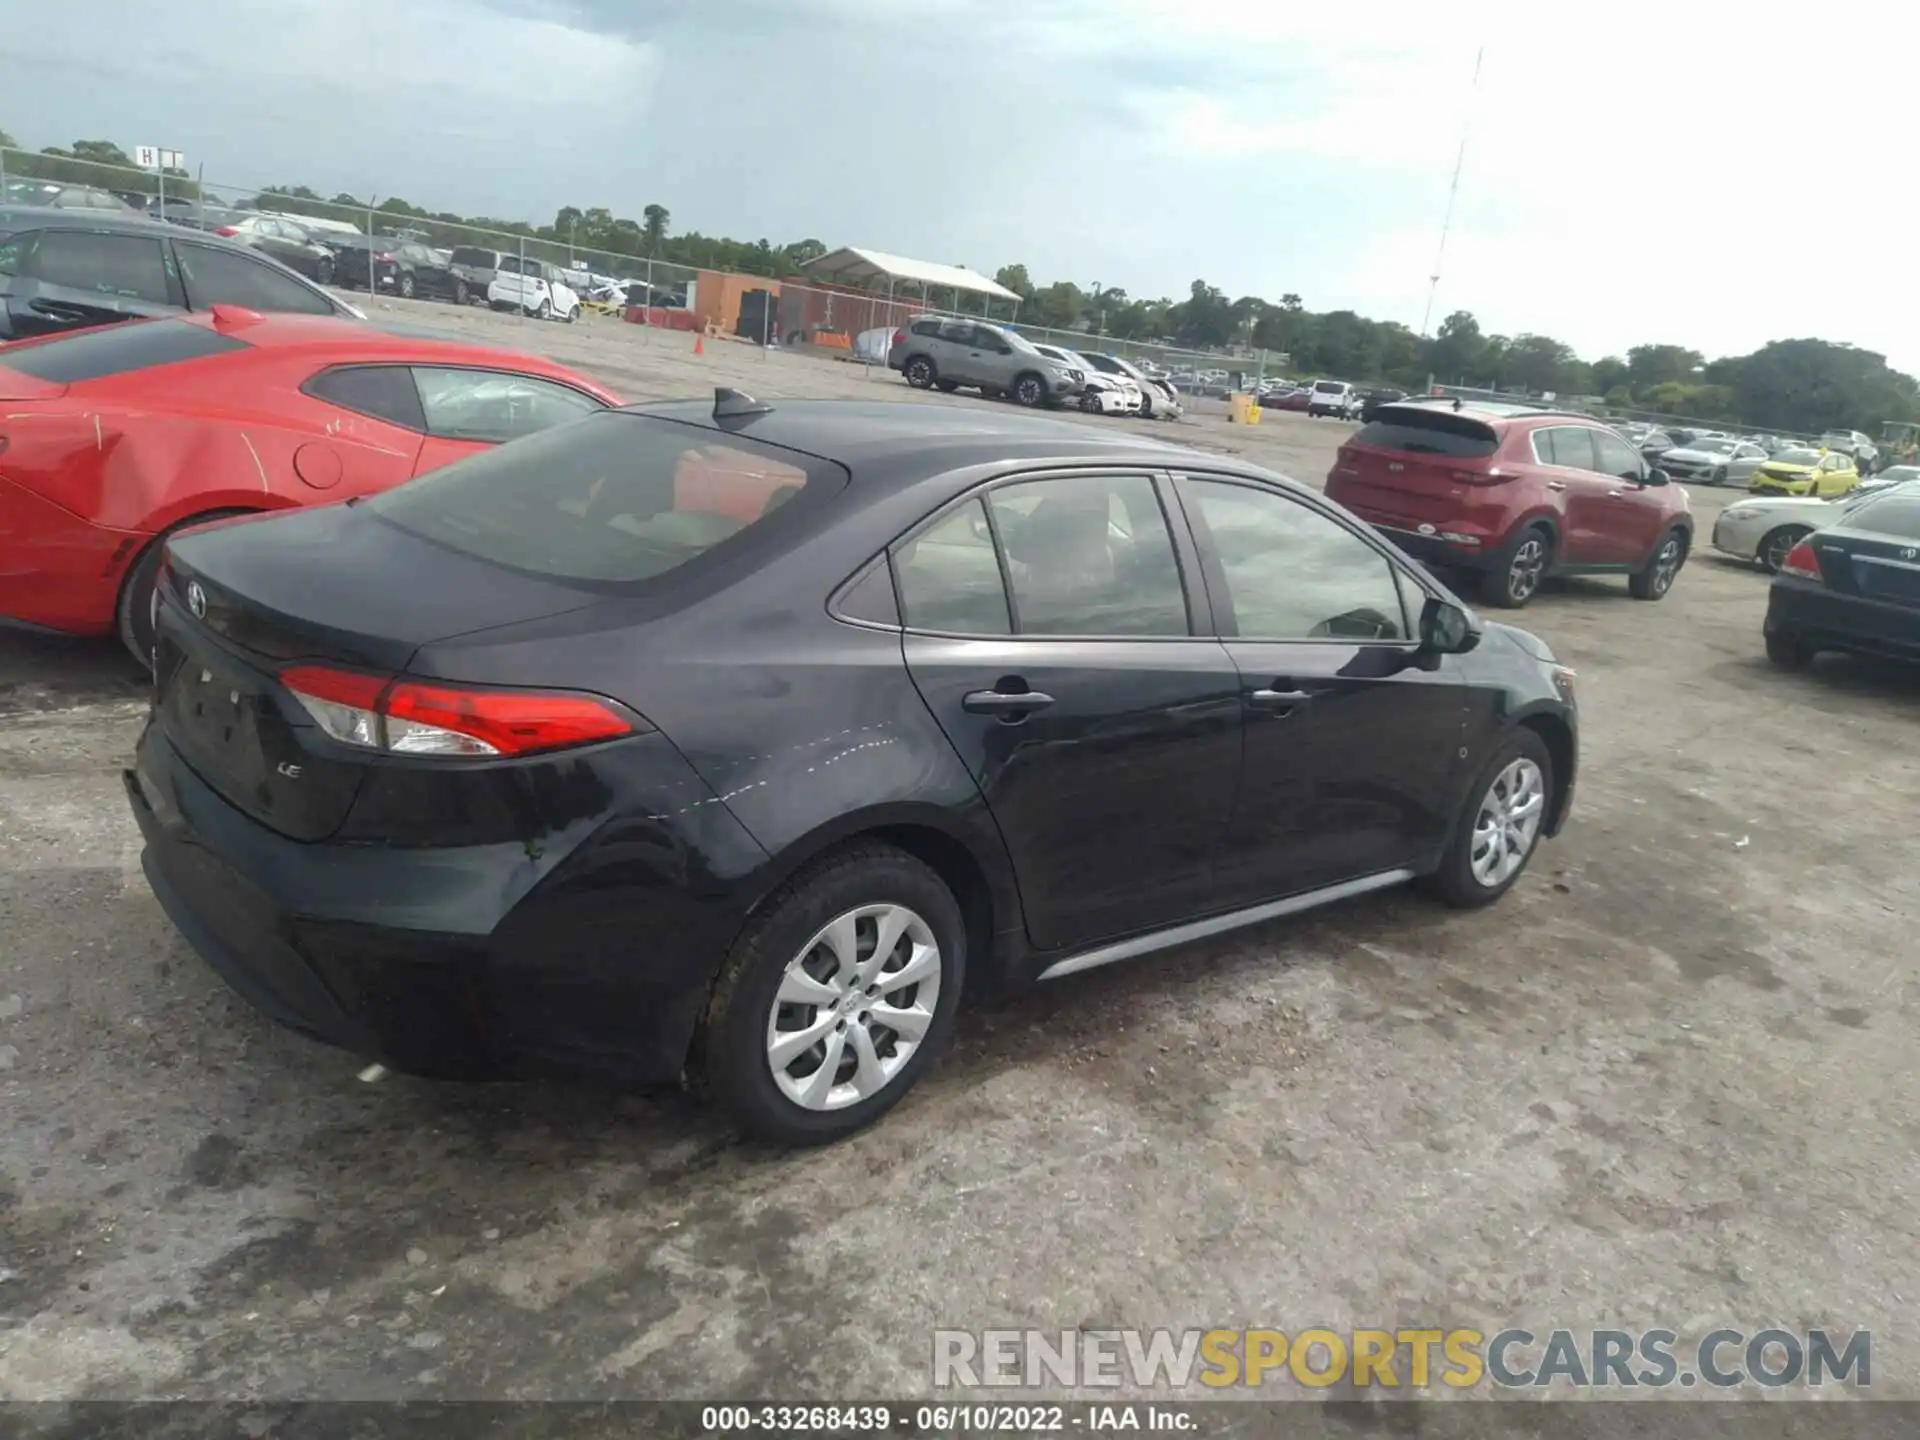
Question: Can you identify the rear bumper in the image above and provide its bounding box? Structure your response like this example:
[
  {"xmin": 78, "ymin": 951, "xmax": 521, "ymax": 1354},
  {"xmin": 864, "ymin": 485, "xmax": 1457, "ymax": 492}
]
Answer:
[
  {"xmin": 126, "ymin": 723, "xmax": 764, "ymax": 1086},
  {"xmin": 1766, "ymin": 579, "xmax": 1920, "ymax": 663}
]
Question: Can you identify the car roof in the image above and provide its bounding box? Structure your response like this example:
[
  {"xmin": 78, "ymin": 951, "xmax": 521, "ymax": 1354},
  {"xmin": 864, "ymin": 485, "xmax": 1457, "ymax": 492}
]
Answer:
[
  {"xmin": 0, "ymin": 311, "xmax": 600, "ymax": 386},
  {"xmin": 623, "ymin": 398, "xmax": 1277, "ymax": 483},
  {"xmin": 1379, "ymin": 399, "xmax": 1597, "ymax": 425}
]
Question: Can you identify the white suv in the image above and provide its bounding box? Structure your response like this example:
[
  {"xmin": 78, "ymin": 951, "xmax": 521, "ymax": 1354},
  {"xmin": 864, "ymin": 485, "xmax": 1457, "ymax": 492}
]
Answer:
[
  {"xmin": 1306, "ymin": 379, "xmax": 1357, "ymax": 418},
  {"xmin": 486, "ymin": 257, "xmax": 581, "ymax": 323}
]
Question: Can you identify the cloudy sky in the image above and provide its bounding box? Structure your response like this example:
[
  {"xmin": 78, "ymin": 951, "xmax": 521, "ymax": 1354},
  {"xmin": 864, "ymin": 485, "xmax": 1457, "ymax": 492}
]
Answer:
[{"xmin": 8, "ymin": 0, "xmax": 1912, "ymax": 368}]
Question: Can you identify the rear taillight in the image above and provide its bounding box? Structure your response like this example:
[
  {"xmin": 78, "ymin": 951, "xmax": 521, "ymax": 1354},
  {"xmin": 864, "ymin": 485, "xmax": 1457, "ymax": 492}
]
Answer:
[
  {"xmin": 892, "ymin": 328, "xmax": 907, "ymax": 346},
  {"xmin": 280, "ymin": 665, "xmax": 640, "ymax": 759},
  {"xmin": 213, "ymin": 226, "xmax": 239, "ymax": 237},
  {"xmin": 1780, "ymin": 540, "xmax": 1823, "ymax": 582}
]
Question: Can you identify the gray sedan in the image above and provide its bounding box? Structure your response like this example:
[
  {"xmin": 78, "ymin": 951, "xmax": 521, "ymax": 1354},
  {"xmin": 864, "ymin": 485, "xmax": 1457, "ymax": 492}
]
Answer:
[{"xmin": 1658, "ymin": 437, "xmax": 1768, "ymax": 486}]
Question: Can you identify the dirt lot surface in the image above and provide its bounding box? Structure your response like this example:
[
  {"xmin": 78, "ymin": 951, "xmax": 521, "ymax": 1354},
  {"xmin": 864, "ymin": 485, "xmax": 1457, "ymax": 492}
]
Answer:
[{"xmin": 2, "ymin": 295, "xmax": 1917, "ymax": 1405}]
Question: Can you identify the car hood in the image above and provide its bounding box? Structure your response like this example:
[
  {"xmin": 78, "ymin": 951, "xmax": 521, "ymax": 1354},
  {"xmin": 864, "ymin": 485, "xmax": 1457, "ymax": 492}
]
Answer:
[
  {"xmin": 1664, "ymin": 448, "xmax": 1725, "ymax": 463},
  {"xmin": 1482, "ymin": 620, "xmax": 1557, "ymax": 666}
]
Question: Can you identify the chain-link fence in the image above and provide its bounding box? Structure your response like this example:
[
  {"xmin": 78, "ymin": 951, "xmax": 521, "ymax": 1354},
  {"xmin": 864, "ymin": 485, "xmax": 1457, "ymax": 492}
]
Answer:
[{"xmin": 0, "ymin": 145, "xmax": 1281, "ymax": 412}]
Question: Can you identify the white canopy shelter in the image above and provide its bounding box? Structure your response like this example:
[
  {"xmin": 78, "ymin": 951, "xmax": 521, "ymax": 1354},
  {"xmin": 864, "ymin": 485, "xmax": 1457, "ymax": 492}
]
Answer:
[{"xmin": 802, "ymin": 246, "xmax": 1020, "ymax": 317}]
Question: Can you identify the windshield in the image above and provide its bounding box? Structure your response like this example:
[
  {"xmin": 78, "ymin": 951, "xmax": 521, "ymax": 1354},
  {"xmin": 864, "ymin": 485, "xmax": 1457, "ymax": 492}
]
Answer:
[
  {"xmin": 1875, "ymin": 465, "xmax": 1920, "ymax": 484},
  {"xmin": 1003, "ymin": 330, "xmax": 1039, "ymax": 354},
  {"xmin": 1773, "ymin": 449, "xmax": 1821, "ymax": 466},
  {"xmin": 1692, "ymin": 439, "xmax": 1736, "ymax": 453}
]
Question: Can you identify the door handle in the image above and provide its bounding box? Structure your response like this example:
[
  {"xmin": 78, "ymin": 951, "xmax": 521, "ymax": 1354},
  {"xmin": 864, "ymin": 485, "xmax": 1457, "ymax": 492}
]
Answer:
[
  {"xmin": 1607, "ymin": 490, "xmax": 1628, "ymax": 499},
  {"xmin": 1545, "ymin": 480, "xmax": 1568, "ymax": 491},
  {"xmin": 963, "ymin": 688, "xmax": 1055, "ymax": 718},
  {"xmin": 1248, "ymin": 688, "xmax": 1315, "ymax": 712}
]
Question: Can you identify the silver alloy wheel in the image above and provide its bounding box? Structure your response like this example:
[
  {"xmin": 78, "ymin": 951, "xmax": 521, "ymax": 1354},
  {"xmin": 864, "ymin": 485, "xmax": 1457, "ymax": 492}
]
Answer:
[
  {"xmin": 1507, "ymin": 536, "xmax": 1547, "ymax": 602},
  {"xmin": 1469, "ymin": 757, "xmax": 1546, "ymax": 890},
  {"xmin": 1650, "ymin": 535, "xmax": 1683, "ymax": 594},
  {"xmin": 1760, "ymin": 528, "xmax": 1804, "ymax": 574},
  {"xmin": 766, "ymin": 904, "xmax": 942, "ymax": 1112},
  {"xmin": 1016, "ymin": 375, "xmax": 1043, "ymax": 406}
]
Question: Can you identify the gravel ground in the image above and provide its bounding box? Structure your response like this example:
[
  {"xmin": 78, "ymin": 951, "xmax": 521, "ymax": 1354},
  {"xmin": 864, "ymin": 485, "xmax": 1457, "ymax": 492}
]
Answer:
[{"xmin": 2, "ymin": 294, "xmax": 1917, "ymax": 1405}]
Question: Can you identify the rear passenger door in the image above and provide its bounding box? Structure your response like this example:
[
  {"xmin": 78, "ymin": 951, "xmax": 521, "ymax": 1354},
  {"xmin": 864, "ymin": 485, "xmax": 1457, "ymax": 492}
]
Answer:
[
  {"xmin": 895, "ymin": 469, "xmax": 1244, "ymax": 954},
  {"xmin": 1, "ymin": 228, "xmax": 184, "ymax": 337},
  {"xmin": 934, "ymin": 319, "xmax": 983, "ymax": 383}
]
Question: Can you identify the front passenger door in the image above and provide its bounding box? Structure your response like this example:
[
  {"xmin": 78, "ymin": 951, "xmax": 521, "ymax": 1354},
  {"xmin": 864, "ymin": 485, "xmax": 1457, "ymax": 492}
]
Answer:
[
  {"xmin": 1175, "ymin": 474, "xmax": 1471, "ymax": 899},
  {"xmin": 896, "ymin": 470, "xmax": 1244, "ymax": 953}
]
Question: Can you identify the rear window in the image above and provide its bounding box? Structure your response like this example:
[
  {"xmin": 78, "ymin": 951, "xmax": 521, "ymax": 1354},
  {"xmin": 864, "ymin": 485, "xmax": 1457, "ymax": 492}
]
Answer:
[
  {"xmin": 1313, "ymin": 381, "xmax": 1344, "ymax": 394},
  {"xmin": 1352, "ymin": 409, "xmax": 1499, "ymax": 459},
  {"xmin": 449, "ymin": 248, "xmax": 496, "ymax": 267},
  {"xmin": 0, "ymin": 319, "xmax": 247, "ymax": 384},
  {"xmin": 365, "ymin": 413, "xmax": 846, "ymax": 587},
  {"xmin": 1845, "ymin": 494, "xmax": 1920, "ymax": 540}
]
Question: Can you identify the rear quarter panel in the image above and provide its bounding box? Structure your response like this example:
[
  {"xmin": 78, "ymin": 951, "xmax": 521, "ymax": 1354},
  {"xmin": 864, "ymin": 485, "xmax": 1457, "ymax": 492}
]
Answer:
[{"xmin": 409, "ymin": 510, "xmax": 1029, "ymax": 979}]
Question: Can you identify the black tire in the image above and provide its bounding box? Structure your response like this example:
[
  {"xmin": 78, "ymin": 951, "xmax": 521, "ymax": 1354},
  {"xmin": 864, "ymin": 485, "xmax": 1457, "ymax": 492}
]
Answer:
[
  {"xmin": 316, "ymin": 255, "xmax": 335, "ymax": 287},
  {"xmin": 1765, "ymin": 630, "xmax": 1814, "ymax": 670},
  {"xmin": 934, "ymin": 379, "xmax": 959, "ymax": 393},
  {"xmin": 1079, "ymin": 391, "xmax": 1101, "ymax": 413},
  {"xmin": 1012, "ymin": 372, "xmax": 1047, "ymax": 408},
  {"xmin": 453, "ymin": 279, "xmax": 469, "ymax": 306},
  {"xmin": 1420, "ymin": 727, "xmax": 1555, "ymax": 909},
  {"xmin": 115, "ymin": 510, "xmax": 256, "ymax": 670},
  {"xmin": 1630, "ymin": 527, "xmax": 1687, "ymax": 600},
  {"xmin": 398, "ymin": 273, "xmax": 416, "ymax": 299},
  {"xmin": 1758, "ymin": 525, "xmax": 1810, "ymax": 575},
  {"xmin": 700, "ymin": 843, "xmax": 965, "ymax": 1144},
  {"xmin": 1480, "ymin": 526, "xmax": 1552, "ymax": 609},
  {"xmin": 1711, "ymin": 466, "xmax": 1729, "ymax": 486},
  {"xmin": 903, "ymin": 355, "xmax": 936, "ymax": 389},
  {"xmin": 1139, "ymin": 392, "xmax": 1155, "ymax": 419},
  {"xmin": 534, "ymin": 297, "xmax": 551, "ymax": 320}
]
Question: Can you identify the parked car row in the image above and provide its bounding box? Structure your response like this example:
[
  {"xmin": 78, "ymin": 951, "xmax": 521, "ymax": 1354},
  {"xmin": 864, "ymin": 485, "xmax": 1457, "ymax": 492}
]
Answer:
[{"xmin": 887, "ymin": 317, "xmax": 1182, "ymax": 419}]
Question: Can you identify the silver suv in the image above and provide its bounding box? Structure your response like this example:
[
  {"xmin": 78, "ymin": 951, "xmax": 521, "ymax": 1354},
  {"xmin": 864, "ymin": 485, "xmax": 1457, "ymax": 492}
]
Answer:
[{"xmin": 887, "ymin": 316, "xmax": 1082, "ymax": 407}]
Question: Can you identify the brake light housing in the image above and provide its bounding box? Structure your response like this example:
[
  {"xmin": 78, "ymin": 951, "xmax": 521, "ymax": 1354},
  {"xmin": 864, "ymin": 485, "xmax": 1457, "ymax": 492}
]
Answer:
[
  {"xmin": 1780, "ymin": 540, "xmax": 1823, "ymax": 582},
  {"xmin": 280, "ymin": 665, "xmax": 642, "ymax": 759}
]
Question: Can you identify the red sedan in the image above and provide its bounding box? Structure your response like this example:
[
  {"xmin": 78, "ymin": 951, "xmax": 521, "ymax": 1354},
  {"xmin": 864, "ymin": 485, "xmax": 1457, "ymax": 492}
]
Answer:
[{"xmin": 0, "ymin": 307, "xmax": 622, "ymax": 661}]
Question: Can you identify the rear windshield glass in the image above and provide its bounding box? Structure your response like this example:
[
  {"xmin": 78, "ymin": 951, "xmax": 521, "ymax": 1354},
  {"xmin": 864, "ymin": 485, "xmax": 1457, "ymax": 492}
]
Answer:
[
  {"xmin": 1313, "ymin": 381, "xmax": 1343, "ymax": 393},
  {"xmin": 366, "ymin": 413, "xmax": 846, "ymax": 586},
  {"xmin": 0, "ymin": 319, "xmax": 247, "ymax": 384},
  {"xmin": 449, "ymin": 248, "xmax": 496, "ymax": 266},
  {"xmin": 1353, "ymin": 410, "xmax": 1499, "ymax": 459},
  {"xmin": 1844, "ymin": 494, "xmax": 1920, "ymax": 540}
]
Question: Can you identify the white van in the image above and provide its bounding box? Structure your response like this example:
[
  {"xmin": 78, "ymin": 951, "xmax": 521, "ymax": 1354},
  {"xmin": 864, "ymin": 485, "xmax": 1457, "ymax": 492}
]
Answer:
[{"xmin": 1306, "ymin": 379, "xmax": 1356, "ymax": 418}]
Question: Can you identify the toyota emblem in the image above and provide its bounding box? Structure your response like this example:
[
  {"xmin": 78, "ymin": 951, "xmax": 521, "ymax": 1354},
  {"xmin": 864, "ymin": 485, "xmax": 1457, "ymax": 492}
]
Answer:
[{"xmin": 187, "ymin": 582, "xmax": 207, "ymax": 619}]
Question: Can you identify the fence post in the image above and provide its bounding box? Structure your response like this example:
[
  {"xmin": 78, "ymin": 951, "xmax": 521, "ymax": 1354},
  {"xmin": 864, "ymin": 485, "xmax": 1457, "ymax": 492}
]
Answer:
[{"xmin": 3, "ymin": 146, "xmax": 10, "ymax": 198}]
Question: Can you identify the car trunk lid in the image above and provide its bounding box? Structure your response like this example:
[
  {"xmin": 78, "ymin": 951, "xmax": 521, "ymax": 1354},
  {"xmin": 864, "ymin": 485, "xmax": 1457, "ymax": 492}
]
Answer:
[
  {"xmin": 153, "ymin": 504, "xmax": 600, "ymax": 841},
  {"xmin": 1330, "ymin": 405, "xmax": 1507, "ymax": 525}
]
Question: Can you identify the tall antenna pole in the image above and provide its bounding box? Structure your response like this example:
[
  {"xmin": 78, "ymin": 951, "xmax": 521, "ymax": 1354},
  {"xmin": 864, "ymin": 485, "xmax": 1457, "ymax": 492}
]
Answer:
[{"xmin": 1420, "ymin": 45, "xmax": 1484, "ymax": 339}]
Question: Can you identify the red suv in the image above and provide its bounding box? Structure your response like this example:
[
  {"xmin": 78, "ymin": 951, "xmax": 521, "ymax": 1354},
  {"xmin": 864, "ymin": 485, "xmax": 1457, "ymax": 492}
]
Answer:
[{"xmin": 1324, "ymin": 401, "xmax": 1694, "ymax": 608}]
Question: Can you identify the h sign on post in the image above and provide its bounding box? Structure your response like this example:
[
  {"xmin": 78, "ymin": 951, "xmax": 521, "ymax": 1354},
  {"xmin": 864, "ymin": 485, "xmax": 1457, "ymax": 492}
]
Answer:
[{"xmin": 135, "ymin": 145, "xmax": 185, "ymax": 215}]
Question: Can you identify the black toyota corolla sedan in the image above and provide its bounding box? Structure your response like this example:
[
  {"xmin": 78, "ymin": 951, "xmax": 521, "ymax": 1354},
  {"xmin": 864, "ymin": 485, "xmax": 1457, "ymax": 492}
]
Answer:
[{"xmin": 126, "ymin": 394, "xmax": 1579, "ymax": 1143}]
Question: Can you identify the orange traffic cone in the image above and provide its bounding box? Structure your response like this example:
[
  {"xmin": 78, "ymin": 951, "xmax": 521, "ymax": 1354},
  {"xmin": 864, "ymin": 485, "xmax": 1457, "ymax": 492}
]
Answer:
[{"xmin": 693, "ymin": 333, "xmax": 705, "ymax": 356}]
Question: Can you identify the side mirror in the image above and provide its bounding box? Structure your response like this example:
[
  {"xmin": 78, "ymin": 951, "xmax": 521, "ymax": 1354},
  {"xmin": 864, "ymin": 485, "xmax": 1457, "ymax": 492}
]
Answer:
[
  {"xmin": 1420, "ymin": 596, "xmax": 1481, "ymax": 655},
  {"xmin": 1642, "ymin": 467, "xmax": 1670, "ymax": 486}
]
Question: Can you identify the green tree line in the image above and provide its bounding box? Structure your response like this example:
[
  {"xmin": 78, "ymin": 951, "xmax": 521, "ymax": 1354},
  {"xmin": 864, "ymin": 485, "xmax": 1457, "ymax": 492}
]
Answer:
[{"xmin": 6, "ymin": 128, "xmax": 1914, "ymax": 436}]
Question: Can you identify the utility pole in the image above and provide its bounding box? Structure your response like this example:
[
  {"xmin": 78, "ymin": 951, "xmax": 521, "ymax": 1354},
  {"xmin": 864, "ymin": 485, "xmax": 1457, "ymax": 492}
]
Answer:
[{"xmin": 1420, "ymin": 45, "xmax": 1484, "ymax": 339}]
